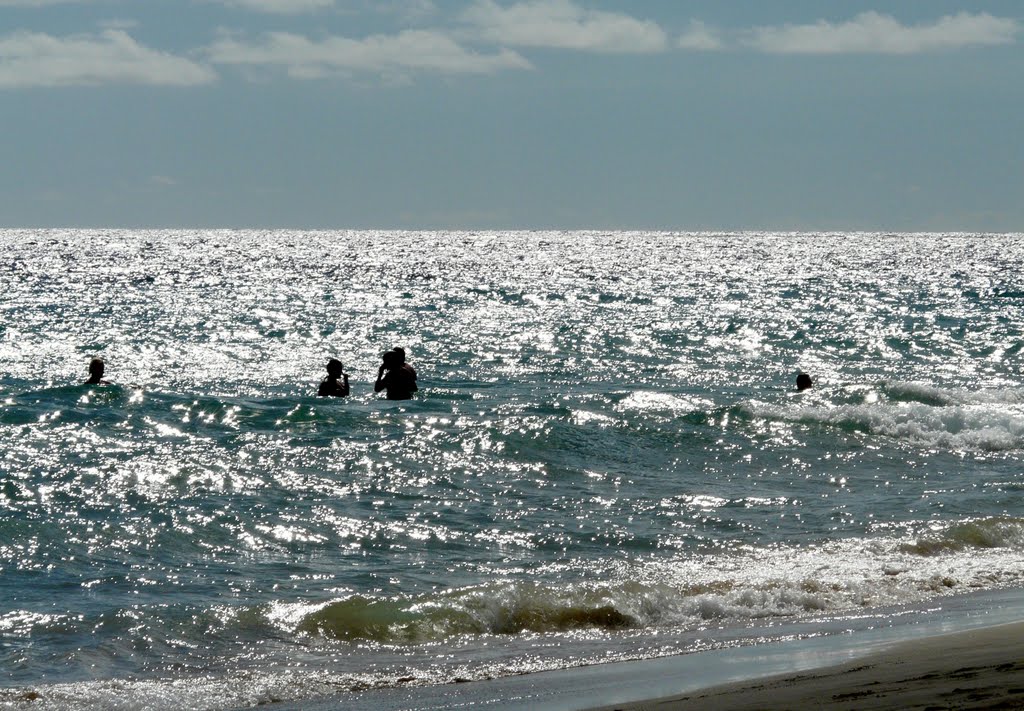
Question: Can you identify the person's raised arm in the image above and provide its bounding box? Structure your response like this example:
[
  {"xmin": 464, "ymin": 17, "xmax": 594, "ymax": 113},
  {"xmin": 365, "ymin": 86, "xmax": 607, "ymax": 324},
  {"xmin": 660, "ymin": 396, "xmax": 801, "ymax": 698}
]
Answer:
[{"xmin": 374, "ymin": 365, "xmax": 387, "ymax": 393}]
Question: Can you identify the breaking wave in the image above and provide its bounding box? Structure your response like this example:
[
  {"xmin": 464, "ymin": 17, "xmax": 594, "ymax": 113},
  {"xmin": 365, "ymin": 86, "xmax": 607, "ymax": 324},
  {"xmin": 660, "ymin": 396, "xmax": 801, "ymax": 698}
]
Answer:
[
  {"xmin": 270, "ymin": 516, "xmax": 1024, "ymax": 644},
  {"xmin": 739, "ymin": 381, "xmax": 1024, "ymax": 451}
]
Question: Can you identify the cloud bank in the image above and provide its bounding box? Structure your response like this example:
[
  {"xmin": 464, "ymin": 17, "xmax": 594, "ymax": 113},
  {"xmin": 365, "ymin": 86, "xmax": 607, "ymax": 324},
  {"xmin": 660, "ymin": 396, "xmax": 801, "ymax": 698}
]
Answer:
[
  {"xmin": 745, "ymin": 11, "xmax": 1020, "ymax": 54},
  {"xmin": 0, "ymin": 5, "xmax": 1019, "ymax": 90},
  {"xmin": 207, "ymin": 29, "xmax": 531, "ymax": 78},
  {"xmin": 461, "ymin": 0, "xmax": 667, "ymax": 53},
  {"xmin": 0, "ymin": 30, "xmax": 216, "ymax": 88},
  {"xmin": 677, "ymin": 20, "xmax": 722, "ymax": 51}
]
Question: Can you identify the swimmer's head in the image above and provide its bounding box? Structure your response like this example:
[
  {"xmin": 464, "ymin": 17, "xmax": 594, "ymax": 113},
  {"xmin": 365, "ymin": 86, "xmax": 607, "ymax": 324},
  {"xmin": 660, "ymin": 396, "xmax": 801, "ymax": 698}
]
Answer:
[
  {"xmin": 796, "ymin": 373, "xmax": 813, "ymax": 391},
  {"xmin": 392, "ymin": 347, "xmax": 406, "ymax": 364},
  {"xmin": 381, "ymin": 350, "xmax": 397, "ymax": 369},
  {"xmin": 89, "ymin": 358, "xmax": 105, "ymax": 378},
  {"xmin": 326, "ymin": 358, "xmax": 343, "ymax": 377}
]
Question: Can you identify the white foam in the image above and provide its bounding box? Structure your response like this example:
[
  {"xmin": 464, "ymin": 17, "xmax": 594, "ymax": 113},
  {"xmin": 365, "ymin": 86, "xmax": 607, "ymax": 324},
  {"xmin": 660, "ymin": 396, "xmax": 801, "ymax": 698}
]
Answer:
[
  {"xmin": 623, "ymin": 519, "xmax": 1024, "ymax": 628},
  {"xmin": 8, "ymin": 518, "xmax": 1024, "ymax": 711},
  {"xmin": 744, "ymin": 386, "xmax": 1024, "ymax": 451},
  {"xmin": 880, "ymin": 380, "xmax": 1024, "ymax": 406}
]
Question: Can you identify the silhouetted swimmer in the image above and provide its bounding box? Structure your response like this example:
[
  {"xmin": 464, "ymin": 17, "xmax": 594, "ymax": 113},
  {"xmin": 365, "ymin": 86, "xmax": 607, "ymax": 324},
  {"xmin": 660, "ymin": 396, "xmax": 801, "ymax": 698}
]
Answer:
[
  {"xmin": 796, "ymin": 372, "xmax": 813, "ymax": 391},
  {"xmin": 374, "ymin": 348, "xmax": 418, "ymax": 400},
  {"xmin": 318, "ymin": 358, "xmax": 350, "ymax": 397},
  {"xmin": 85, "ymin": 358, "xmax": 111, "ymax": 385}
]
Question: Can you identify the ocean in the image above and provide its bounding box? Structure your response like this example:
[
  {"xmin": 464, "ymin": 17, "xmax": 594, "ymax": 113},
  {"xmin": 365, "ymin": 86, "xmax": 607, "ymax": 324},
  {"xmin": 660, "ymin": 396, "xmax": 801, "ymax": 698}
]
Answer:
[{"xmin": 1, "ymin": 230, "xmax": 1022, "ymax": 709}]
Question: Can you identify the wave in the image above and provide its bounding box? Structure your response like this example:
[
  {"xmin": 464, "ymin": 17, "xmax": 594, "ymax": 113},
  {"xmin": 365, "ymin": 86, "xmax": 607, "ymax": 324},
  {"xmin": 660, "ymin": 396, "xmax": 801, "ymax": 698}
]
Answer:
[
  {"xmin": 0, "ymin": 384, "xmax": 136, "ymax": 427},
  {"xmin": 6, "ymin": 517, "xmax": 1019, "ymax": 649},
  {"xmin": 266, "ymin": 516, "xmax": 1024, "ymax": 644},
  {"xmin": 901, "ymin": 517, "xmax": 1024, "ymax": 555},
  {"xmin": 878, "ymin": 380, "xmax": 1024, "ymax": 407},
  {"xmin": 739, "ymin": 381, "xmax": 1024, "ymax": 451},
  {"xmin": 0, "ymin": 386, "xmax": 374, "ymax": 435},
  {"xmin": 292, "ymin": 591, "xmax": 635, "ymax": 643},
  {"xmin": 3, "ymin": 516, "xmax": 1022, "ymax": 710}
]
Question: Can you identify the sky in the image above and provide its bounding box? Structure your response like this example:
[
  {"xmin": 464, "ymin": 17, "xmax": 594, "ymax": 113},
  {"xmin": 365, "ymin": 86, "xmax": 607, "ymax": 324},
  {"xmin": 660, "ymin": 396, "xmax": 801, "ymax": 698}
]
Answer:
[{"xmin": 1, "ymin": 0, "xmax": 1022, "ymax": 231}]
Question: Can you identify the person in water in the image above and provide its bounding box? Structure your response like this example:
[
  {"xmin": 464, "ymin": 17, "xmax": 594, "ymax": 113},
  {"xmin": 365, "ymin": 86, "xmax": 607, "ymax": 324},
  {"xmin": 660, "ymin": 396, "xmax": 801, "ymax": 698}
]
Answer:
[
  {"xmin": 85, "ymin": 358, "xmax": 111, "ymax": 385},
  {"xmin": 375, "ymin": 347, "xmax": 418, "ymax": 400},
  {"xmin": 318, "ymin": 358, "xmax": 350, "ymax": 397},
  {"xmin": 796, "ymin": 372, "xmax": 813, "ymax": 391}
]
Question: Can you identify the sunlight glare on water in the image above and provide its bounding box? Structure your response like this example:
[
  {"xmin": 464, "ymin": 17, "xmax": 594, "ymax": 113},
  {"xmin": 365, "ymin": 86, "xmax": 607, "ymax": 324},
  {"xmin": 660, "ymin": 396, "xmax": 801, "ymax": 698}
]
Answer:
[{"xmin": 1, "ymin": 230, "xmax": 1023, "ymax": 709}]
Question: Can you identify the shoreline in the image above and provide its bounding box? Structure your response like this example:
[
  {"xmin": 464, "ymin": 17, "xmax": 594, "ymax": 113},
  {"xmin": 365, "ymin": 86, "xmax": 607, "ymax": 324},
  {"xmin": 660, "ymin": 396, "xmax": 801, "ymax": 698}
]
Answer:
[
  {"xmin": 590, "ymin": 620, "xmax": 1024, "ymax": 710},
  {"xmin": 275, "ymin": 587, "xmax": 1024, "ymax": 710}
]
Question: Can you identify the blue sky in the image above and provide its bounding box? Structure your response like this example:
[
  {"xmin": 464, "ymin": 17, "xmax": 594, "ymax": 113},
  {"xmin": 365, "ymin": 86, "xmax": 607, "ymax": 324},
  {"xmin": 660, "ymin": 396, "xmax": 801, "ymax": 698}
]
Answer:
[{"xmin": 1, "ymin": 0, "xmax": 1021, "ymax": 230}]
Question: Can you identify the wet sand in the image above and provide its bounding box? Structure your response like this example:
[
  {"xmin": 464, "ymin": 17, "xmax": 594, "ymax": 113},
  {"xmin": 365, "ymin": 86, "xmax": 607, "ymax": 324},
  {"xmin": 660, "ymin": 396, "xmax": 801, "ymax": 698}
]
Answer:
[{"xmin": 590, "ymin": 621, "xmax": 1024, "ymax": 711}]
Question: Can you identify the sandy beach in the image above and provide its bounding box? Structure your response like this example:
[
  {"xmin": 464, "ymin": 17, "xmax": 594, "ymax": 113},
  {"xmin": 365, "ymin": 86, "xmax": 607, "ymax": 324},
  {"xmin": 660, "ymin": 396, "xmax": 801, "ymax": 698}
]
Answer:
[{"xmin": 592, "ymin": 621, "xmax": 1024, "ymax": 711}]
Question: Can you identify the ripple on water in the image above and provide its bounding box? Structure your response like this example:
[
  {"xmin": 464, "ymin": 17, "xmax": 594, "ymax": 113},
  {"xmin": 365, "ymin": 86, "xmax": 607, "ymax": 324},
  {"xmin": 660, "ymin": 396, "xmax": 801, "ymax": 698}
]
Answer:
[{"xmin": 1, "ymin": 230, "xmax": 1023, "ymax": 708}]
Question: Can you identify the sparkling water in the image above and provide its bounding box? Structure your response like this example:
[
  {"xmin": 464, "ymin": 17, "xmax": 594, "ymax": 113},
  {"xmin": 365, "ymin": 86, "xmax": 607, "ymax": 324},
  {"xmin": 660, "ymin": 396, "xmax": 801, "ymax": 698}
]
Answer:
[{"xmin": 1, "ymin": 230, "xmax": 1023, "ymax": 709}]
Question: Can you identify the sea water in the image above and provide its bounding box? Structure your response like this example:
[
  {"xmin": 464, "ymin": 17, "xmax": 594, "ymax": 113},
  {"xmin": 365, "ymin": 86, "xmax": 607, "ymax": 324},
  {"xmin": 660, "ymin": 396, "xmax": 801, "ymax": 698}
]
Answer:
[{"xmin": 1, "ymin": 230, "xmax": 1022, "ymax": 709}]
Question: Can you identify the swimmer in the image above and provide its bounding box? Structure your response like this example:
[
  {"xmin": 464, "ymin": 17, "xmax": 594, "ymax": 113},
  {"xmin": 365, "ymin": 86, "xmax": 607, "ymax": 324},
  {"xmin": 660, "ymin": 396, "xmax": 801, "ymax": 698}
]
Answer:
[
  {"xmin": 374, "ymin": 348, "xmax": 418, "ymax": 400},
  {"xmin": 85, "ymin": 358, "xmax": 111, "ymax": 385},
  {"xmin": 796, "ymin": 372, "xmax": 813, "ymax": 391},
  {"xmin": 318, "ymin": 358, "xmax": 350, "ymax": 397}
]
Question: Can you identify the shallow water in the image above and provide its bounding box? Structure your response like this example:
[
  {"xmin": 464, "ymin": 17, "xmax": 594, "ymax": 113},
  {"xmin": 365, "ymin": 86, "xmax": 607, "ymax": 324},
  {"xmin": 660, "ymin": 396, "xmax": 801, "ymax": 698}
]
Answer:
[{"xmin": 1, "ymin": 230, "xmax": 1023, "ymax": 709}]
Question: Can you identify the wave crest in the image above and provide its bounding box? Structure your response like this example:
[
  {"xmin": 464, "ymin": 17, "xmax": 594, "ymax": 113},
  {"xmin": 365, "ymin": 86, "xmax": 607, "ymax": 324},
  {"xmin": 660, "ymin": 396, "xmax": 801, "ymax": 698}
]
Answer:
[
  {"xmin": 739, "ymin": 381, "xmax": 1024, "ymax": 451},
  {"xmin": 902, "ymin": 517, "xmax": 1024, "ymax": 555},
  {"xmin": 274, "ymin": 517, "xmax": 1024, "ymax": 644}
]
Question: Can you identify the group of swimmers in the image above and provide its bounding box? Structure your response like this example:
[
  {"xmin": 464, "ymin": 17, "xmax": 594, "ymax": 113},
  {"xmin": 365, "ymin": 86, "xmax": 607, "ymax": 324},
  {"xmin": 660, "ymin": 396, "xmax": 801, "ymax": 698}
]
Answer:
[
  {"xmin": 88, "ymin": 348, "xmax": 812, "ymax": 399},
  {"xmin": 85, "ymin": 346, "xmax": 419, "ymax": 401},
  {"xmin": 316, "ymin": 347, "xmax": 418, "ymax": 400}
]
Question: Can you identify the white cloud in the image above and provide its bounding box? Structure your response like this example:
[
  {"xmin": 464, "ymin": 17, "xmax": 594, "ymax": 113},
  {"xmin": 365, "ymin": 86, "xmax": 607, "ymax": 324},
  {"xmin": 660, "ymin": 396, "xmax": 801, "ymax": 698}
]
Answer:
[
  {"xmin": 461, "ymin": 0, "xmax": 667, "ymax": 53},
  {"xmin": 0, "ymin": 30, "xmax": 217, "ymax": 88},
  {"xmin": 210, "ymin": 0, "xmax": 335, "ymax": 12},
  {"xmin": 745, "ymin": 11, "xmax": 1020, "ymax": 54},
  {"xmin": 206, "ymin": 29, "xmax": 532, "ymax": 79},
  {"xmin": 677, "ymin": 20, "xmax": 722, "ymax": 51}
]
